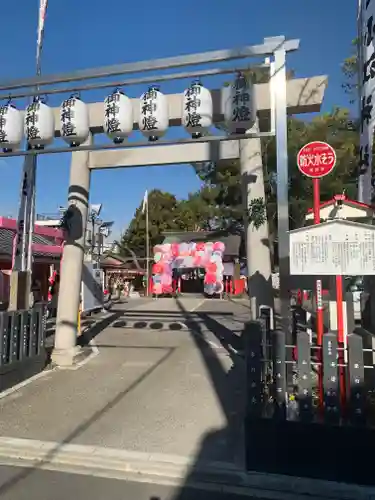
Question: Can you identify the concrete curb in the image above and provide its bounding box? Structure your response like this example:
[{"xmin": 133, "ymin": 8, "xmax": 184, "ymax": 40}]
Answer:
[{"xmin": 0, "ymin": 438, "xmax": 373, "ymax": 499}]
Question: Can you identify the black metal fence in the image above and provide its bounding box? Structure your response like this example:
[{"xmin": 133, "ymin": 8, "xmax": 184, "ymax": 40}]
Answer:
[
  {"xmin": 244, "ymin": 308, "xmax": 375, "ymax": 485},
  {"xmin": 0, "ymin": 303, "xmax": 47, "ymax": 392}
]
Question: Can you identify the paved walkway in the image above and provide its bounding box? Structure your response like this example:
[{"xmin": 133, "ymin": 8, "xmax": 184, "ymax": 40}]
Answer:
[
  {"xmin": 0, "ymin": 297, "xmax": 372, "ymax": 498},
  {"xmin": 0, "ymin": 298, "xmax": 246, "ymax": 472},
  {"xmin": 0, "ymin": 465, "xmax": 256, "ymax": 500}
]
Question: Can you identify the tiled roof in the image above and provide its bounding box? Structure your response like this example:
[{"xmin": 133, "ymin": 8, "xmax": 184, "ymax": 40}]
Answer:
[
  {"xmin": 32, "ymin": 234, "xmax": 56, "ymax": 246},
  {"xmin": 0, "ymin": 229, "xmax": 60, "ymax": 259},
  {"xmin": 0, "ymin": 229, "xmax": 13, "ymax": 256}
]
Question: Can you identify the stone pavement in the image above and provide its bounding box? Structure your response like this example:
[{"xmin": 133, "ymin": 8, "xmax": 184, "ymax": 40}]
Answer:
[
  {"xmin": 44, "ymin": 297, "xmax": 147, "ymax": 353},
  {"xmin": 0, "ymin": 465, "xmax": 258, "ymax": 500},
  {"xmin": 0, "ymin": 297, "xmax": 247, "ymax": 473},
  {"xmin": 0, "ymin": 297, "xmax": 372, "ymax": 498}
]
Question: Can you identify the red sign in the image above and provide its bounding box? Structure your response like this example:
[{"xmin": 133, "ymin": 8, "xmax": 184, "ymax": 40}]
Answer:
[{"xmin": 297, "ymin": 141, "xmax": 336, "ymax": 178}]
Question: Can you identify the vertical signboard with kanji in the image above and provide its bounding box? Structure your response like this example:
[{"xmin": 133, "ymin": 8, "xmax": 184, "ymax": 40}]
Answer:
[{"xmin": 358, "ymin": 0, "xmax": 375, "ymax": 203}]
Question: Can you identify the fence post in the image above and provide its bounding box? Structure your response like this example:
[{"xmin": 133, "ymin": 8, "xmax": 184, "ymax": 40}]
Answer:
[
  {"xmin": 297, "ymin": 330, "xmax": 312, "ymax": 422},
  {"xmin": 28, "ymin": 308, "xmax": 38, "ymax": 357},
  {"xmin": 9, "ymin": 311, "xmax": 21, "ymax": 364},
  {"xmin": 292, "ymin": 307, "xmax": 307, "ymax": 335},
  {"xmin": 0, "ymin": 311, "xmax": 8, "ymax": 367},
  {"xmin": 259, "ymin": 306, "xmax": 273, "ymax": 385},
  {"xmin": 322, "ymin": 333, "xmax": 340, "ymax": 424},
  {"xmin": 347, "ymin": 333, "xmax": 366, "ymax": 426},
  {"xmin": 33, "ymin": 303, "xmax": 47, "ymax": 354},
  {"xmin": 272, "ymin": 330, "xmax": 286, "ymax": 419},
  {"xmin": 19, "ymin": 310, "xmax": 29, "ymax": 360},
  {"xmin": 244, "ymin": 321, "xmax": 263, "ymax": 418}
]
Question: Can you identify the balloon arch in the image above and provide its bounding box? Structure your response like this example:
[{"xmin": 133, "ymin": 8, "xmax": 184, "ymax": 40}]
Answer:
[{"xmin": 152, "ymin": 241, "xmax": 225, "ymax": 296}]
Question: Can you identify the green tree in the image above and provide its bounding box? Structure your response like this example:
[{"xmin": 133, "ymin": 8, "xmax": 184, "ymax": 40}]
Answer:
[
  {"xmin": 194, "ymin": 66, "xmax": 296, "ymax": 233},
  {"xmin": 119, "ymin": 189, "xmax": 180, "ymax": 258},
  {"xmin": 174, "ymin": 187, "xmax": 219, "ymax": 231},
  {"xmin": 342, "ymin": 38, "xmax": 359, "ymax": 102},
  {"xmin": 266, "ymin": 108, "xmax": 358, "ymax": 229},
  {"xmin": 195, "ymin": 108, "xmax": 359, "ymax": 235},
  {"xmin": 119, "ymin": 187, "xmax": 218, "ymax": 257}
]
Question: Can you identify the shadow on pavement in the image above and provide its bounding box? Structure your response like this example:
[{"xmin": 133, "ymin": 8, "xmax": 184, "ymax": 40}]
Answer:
[
  {"xmin": 0, "ymin": 298, "xmax": 254, "ymax": 498},
  {"xmin": 77, "ymin": 308, "xmax": 125, "ymax": 347},
  {"xmin": 0, "ymin": 341, "xmax": 175, "ymax": 497},
  {"xmin": 164, "ymin": 298, "xmax": 247, "ymax": 498}
]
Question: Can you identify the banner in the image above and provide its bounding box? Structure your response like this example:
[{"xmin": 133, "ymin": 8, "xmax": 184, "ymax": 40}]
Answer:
[
  {"xmin": 358, "ymin": 0, "xmax": 375, "ymax": 203},
  {"xmin": 14, "ymin": 0, "xmax": 48, "ymax": 272},
  {"xmin": 141, "ymin": 190, "xmax": 148, "ymax": 214},
  {"xmin": 36, "ymin": 0, "xmax": 48, "ymax": 73},
  {"xmin": 13, "ymin": 159, "xmax": 32, "ymax": 271}
]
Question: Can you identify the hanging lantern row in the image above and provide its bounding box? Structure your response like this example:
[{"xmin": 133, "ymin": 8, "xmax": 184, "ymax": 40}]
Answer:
[{"xmin": 0, "ymin": 74, "xmax": 255, "ymax": 152}]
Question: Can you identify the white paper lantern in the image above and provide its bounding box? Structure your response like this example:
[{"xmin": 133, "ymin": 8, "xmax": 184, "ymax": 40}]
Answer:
[
  {"xmin": 60, "ymin": 95, "xmax": 89, "ymax": 147},
  {"xmin": 0, "ymin": 103, "xmax": 23, "ymax": 152},
  {"xmin": 24, "ymin": 99, "xmax": 55, "ymax": 149},
  {"xmin": 139, "ymin": 86, "xmax": 168, "ymax": 141},
  {"xmin": 223, "ymin": 73, "xmax": 255, "ymax": 134},
  {"xmin": 182, "ymin": 81, "xmax": 212, "ymax": 138},
  {"xmin": 104, "ymin": 89, "xmax": 133, "ymax": 143}
]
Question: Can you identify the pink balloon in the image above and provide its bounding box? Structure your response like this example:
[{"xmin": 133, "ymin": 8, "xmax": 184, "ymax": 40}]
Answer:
[
  {"xmin": 213, "ymin": 241, "xmax": 225, "ymax": 253},
  {"xmin": 206, "ymin": 262, "xmax": 217, "ymax": 273},
  {"xmin": 193, "ymin": 256, "xmax": 202, "ymax": 267},
  {"xmin": 161, "ymin": 252, "xmax": 171, "ymax": 262},
  {"xmin": 160, "ymin": 244, "xmax": 171, "ymax": 253},
  {"xmin": 161, "ymin": 274, "xmax": 172, "ymax": 285},
  {"xmin": 152, "ymin": 263, "xmax": 162, "ymax": 274},
  {"xmin": 205, "ymin": 273, "xmax": 216, "ymax": 284},
  {"xmin": 163, "ymin": 284, "xmax": 173, "ymax": 294},
  {"xmin": 171, "ymin": 243, "xmax": 179, "ymax": 257}
]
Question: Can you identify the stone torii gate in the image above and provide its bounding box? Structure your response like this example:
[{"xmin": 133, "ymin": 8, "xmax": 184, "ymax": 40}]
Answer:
[
  {"xmin": 0, "ymin": 36, "xmax": 327, "ymax": 366},
  {"xmin": 54, "ymin": 82, "xmax": 326, "ymax": 365}
]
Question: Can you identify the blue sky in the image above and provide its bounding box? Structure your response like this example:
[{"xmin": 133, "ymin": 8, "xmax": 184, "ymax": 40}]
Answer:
[{"xmin": 0, "ymin": 0, "xmax": 357, "ymax": 239}]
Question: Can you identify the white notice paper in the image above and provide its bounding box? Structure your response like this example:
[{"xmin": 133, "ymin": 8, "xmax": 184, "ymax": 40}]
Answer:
[{"xmin": 289, "ymin": 220, "xmax": 375, "ymax": 275}]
